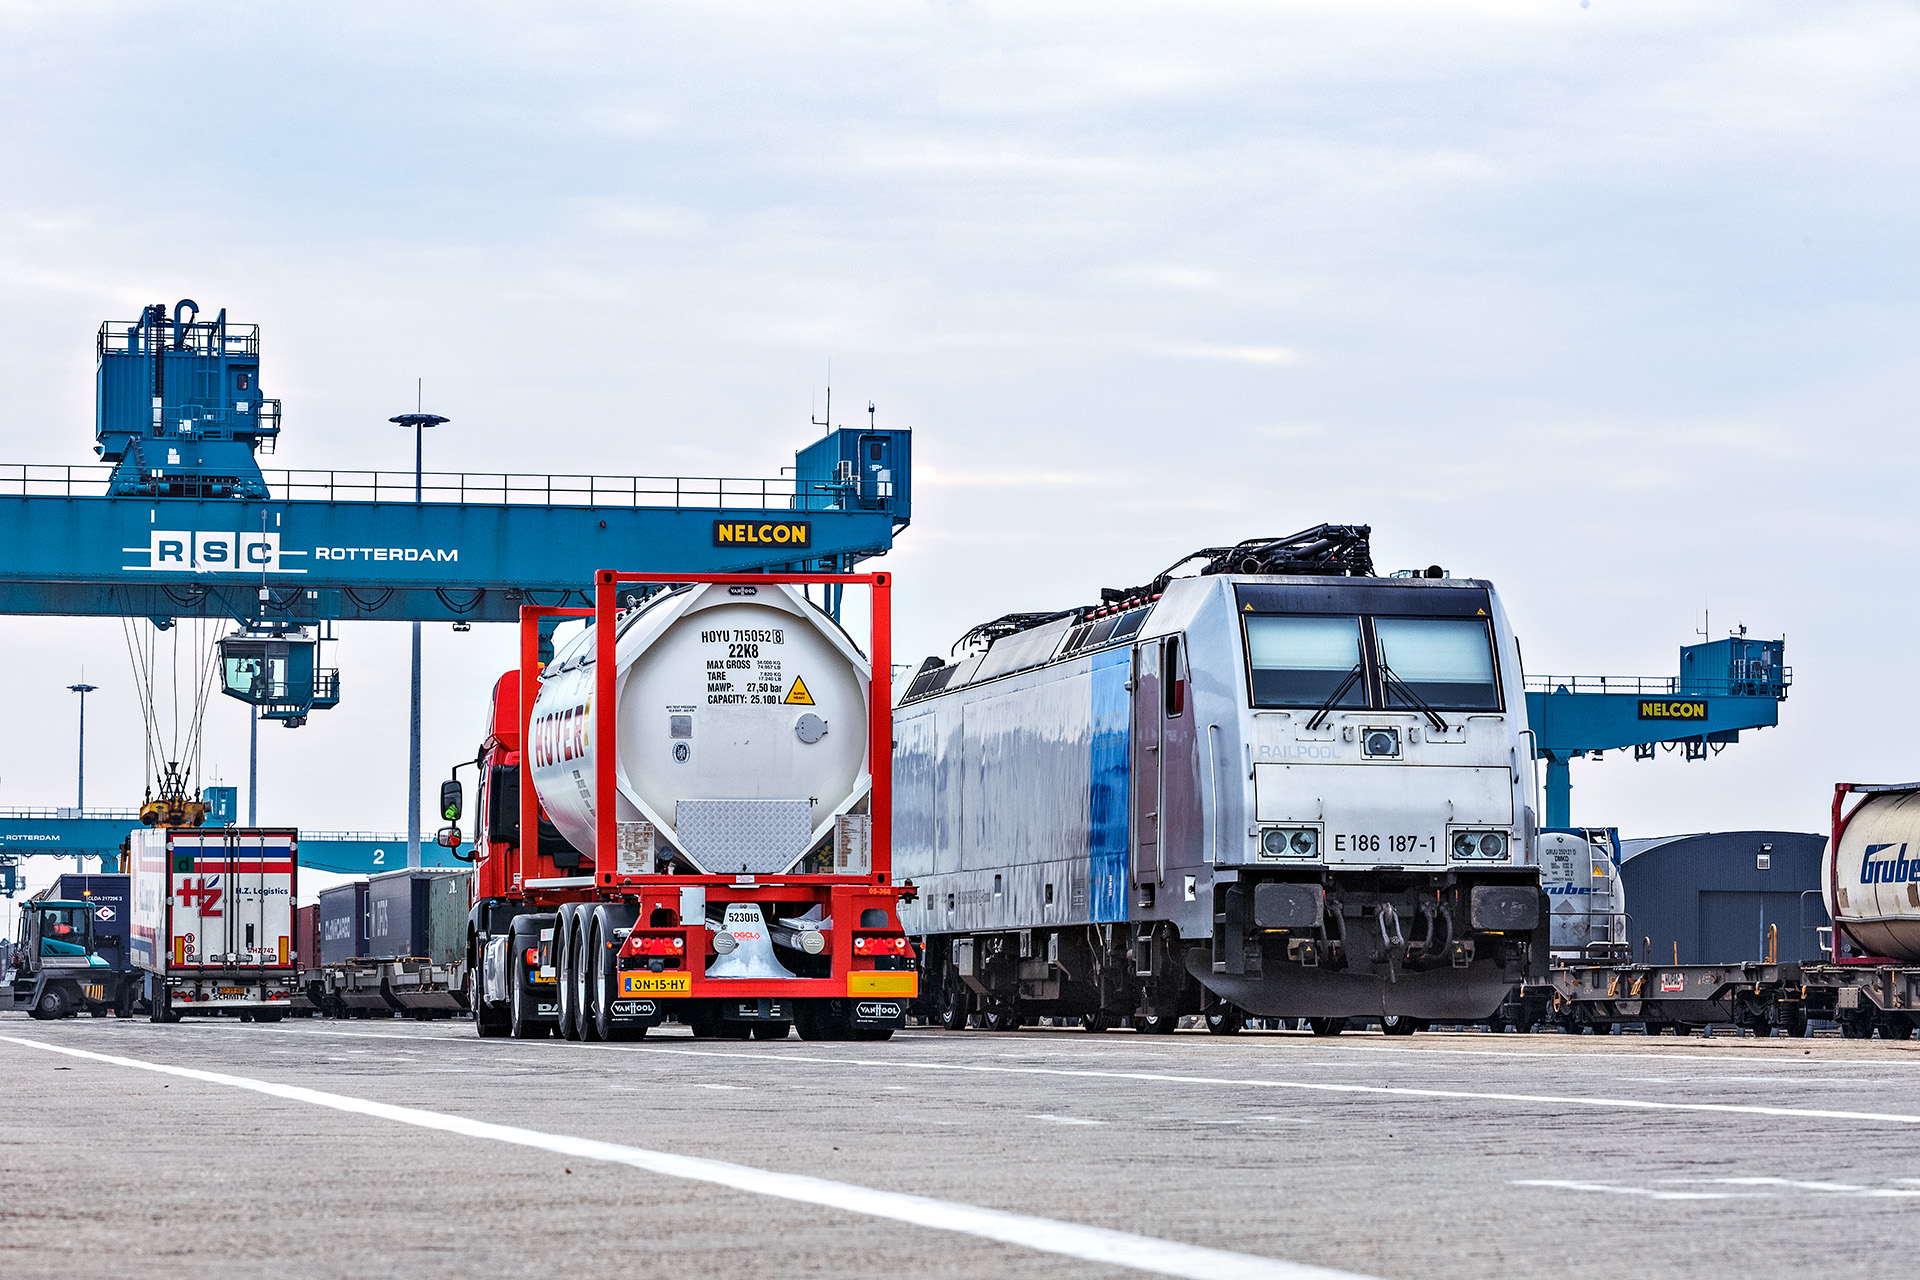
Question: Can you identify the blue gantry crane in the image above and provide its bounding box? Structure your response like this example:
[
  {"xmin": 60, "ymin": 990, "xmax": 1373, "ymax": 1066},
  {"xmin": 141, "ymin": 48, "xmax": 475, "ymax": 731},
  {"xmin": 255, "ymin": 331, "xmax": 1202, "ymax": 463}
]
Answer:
[
  {"xmin": 1525, "ymin": 635, "xmax": 1791, "ymax": 828},
  {"xmin": 0, "ymin": 299, "xmax": 913, "ymax": 877}
]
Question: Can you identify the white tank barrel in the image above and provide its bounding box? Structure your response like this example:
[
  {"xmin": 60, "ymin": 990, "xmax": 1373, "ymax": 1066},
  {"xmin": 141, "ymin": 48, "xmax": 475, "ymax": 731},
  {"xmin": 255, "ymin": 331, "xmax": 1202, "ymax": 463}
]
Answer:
[
  {"xmin": 527, "ymin": 583, "xmax": 871, "ymax": 874},
  {"xmin": 1540, "ymin": 831, "xmax": 1625, "ymax": 960},
  {"xmin": 1824, "ymin": 790, "xmax": 1920, "ymax": 962}
]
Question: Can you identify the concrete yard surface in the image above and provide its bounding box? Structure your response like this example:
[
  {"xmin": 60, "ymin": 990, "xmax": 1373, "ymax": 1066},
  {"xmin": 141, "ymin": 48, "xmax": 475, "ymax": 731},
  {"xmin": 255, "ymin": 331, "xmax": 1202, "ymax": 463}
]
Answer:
[{"xmin": 6, "ymin": 1015, "xmax": 1920, "ymax": 1279}]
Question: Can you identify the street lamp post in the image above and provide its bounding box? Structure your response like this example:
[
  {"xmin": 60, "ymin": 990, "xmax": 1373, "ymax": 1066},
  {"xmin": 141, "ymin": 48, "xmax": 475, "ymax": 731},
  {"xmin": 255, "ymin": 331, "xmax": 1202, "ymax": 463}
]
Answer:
[
  {"xmin": 389, "ymin": 410, "xmax": 448, "ymax": 871},
  {"xmin": 68, "ymin": 680, "xmax": 96, "ymax": 872}
]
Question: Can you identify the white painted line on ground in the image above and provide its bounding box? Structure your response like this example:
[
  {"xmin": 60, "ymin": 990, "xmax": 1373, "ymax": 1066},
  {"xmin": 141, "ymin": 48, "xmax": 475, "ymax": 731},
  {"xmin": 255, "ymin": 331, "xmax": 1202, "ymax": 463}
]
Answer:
[
  {"xmin": 1511, "ymin": 1180, "xmax": 1762, "ymax": 1201},
  {"xmin": 0, "ymin": 1034, "xmax": 1369, "ymax": 1280},
  {"xmin": 1664, "ymin": 1177, "xmax": 1920, "ymax": 1197},
  {"xmin": 591, "ymin": 1044, "xmax": 1920, "ymax": 1126},
  {"xmin": 1028, "ymin": 1114, "xmax": 1105, "ymax": 1125},
  {"xmin": 1516, "ymin": 1176, "xmax": 1920, "ymax": 1200}
]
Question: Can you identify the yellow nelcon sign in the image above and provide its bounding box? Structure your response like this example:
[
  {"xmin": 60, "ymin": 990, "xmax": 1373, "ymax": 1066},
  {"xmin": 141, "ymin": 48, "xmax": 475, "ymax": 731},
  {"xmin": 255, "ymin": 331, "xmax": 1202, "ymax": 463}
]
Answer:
[
  {"xmin": 622, "ymin": 972, "xmax": 691, "ymax": 997},
  {"xmin": 1638, "ymin": 699, "xmax": 1708, "ymax": 721},
  {"xmin": 713, "ymin": 520, "xmax": 811, "ymax": 548}
]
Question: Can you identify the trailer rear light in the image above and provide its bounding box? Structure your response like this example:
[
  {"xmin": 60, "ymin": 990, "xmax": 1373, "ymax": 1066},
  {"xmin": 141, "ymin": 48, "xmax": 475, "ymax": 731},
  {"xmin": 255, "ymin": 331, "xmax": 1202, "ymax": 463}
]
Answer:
[
  {"xmin": 631, "ymin": 936, "xmax": 685, "ymax": 956},
  {"xmin": 854, "ymin": 935, "xmax": 914, "ymax": 955}
]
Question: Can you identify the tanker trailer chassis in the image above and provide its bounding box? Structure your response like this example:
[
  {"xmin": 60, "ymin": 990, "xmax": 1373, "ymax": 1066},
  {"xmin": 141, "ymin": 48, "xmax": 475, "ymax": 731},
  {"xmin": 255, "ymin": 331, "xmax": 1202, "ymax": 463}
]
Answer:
[{"xmin": 461, "ymin": 570, "xmax": 916, "ymax": 1041}]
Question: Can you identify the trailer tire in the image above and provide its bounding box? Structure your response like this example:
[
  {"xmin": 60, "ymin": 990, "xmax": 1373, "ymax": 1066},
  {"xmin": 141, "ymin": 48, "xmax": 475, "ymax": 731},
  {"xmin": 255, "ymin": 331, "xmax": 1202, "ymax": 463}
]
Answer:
[
  {"xmin": 510, "ymin": 950, "xmax": 548, "ymax": 1038},
  {"xmin": 1380, "ymin": 1015, "xmax": 1418, "ymax": 1036},
  {"xmin": 1078, "ymin": 1011, "xmax": 1114, "ymax": 1033},
  {"xmin": 553, "ymin": 908, "xmax": 580, "ymax": 1041},
  {"xmin": 795, "ymin": 999, "xmax": 847, "ymax": 1041},
  {"xmin": 576, "ymin": 919, "xmax": 603, "ymax": 1043},
  {"xmin": 256, "ymin": 1010, "xmax": 285, "ymax": 1024},
  {"xmin": 751, "ymin": 1022, "xmax": 790, "ymax": 1040},
  {"xmin": 1308, "ymin": 1017, "xmax": 1345, "ymax": 1037},
  {"xmin": 1133, "ymin": 1013, "xmax": 1179, "ymax": 1034},
  {"xmin": 590, "ymin": 905, "xmax": 640, "ymax": 1043}
]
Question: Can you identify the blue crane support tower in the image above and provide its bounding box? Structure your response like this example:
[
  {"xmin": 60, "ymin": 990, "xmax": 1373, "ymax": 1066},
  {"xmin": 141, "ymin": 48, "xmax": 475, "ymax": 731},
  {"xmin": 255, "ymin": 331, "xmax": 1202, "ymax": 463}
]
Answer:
[
  {"xmin": 1525, "ymin": 635, "xmax": 1790, "ymax": 829},
  {"xmin": 0, "ymin": 299, "xmax": 912, "ymax": 881}
]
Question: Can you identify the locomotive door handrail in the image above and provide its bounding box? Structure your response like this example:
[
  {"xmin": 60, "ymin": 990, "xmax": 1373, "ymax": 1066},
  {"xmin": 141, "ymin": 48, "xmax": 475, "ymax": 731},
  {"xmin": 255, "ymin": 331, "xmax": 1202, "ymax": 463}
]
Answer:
[{"xmin": 1205, "ymin": 723, "xmax": 1223, "ymax": 864}]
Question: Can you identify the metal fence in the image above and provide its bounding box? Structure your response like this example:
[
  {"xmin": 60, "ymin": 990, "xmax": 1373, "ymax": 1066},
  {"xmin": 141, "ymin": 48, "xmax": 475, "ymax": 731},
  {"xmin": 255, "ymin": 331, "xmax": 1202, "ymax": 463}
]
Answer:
[
  {"xmin": 0, "ymin": 463, "xmax": 863, "ymax": 511},
  {"xmin": 1525, "ymin": 673, "xmax": 1792, "ymax": 697}
]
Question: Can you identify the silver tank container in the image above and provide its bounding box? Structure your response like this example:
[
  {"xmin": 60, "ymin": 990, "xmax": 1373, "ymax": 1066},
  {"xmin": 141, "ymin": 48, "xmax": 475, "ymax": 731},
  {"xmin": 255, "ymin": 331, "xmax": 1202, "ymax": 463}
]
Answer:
[{"xmin": 1824, "ymin": 790, "xmax": 1920, "ymax": 962}]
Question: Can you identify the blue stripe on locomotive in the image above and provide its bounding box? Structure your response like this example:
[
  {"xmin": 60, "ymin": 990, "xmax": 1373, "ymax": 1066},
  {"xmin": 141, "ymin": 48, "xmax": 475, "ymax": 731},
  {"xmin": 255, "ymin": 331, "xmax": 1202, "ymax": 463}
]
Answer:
[{"xmin": 1089, "ymin": 647, "xmax": 1130, "ymax": 923}]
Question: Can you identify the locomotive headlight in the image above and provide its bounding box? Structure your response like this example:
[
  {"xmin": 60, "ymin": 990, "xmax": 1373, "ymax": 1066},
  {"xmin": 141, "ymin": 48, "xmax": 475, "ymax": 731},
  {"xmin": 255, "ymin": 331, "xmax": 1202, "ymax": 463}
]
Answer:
[
  {"xmin": 1478, "ymin": 832, "xmax": 1508, "ymax": 858},
  {"xmin": 1290, "ymin": 830, "xmax": 1317, "ymax": 855},
  {"xmin": 1363, "ymin": 729, "xmax": 1400, "ymax": 758},
  {"xmin": 1452, "ymin": 833, "xmax": 1475, "ymax": 859},
  {"xmin": 1261, "ymin": 829, "xmax": 1289, "ymax": 857}
]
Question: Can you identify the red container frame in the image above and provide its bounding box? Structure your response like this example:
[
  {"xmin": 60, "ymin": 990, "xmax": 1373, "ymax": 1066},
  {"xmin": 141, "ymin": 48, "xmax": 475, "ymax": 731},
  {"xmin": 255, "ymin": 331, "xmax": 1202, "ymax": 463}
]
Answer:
[{"xmin": 510, "ymin": 570, "xmax": 908, "ymax": 1003}]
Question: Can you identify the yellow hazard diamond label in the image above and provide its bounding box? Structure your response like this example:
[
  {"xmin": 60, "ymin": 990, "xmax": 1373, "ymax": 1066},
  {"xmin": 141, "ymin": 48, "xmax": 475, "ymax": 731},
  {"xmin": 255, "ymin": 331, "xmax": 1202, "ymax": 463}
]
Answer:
[{"xmin": 784, "ymin": 676, "xmax": 815, "ymax": 705}]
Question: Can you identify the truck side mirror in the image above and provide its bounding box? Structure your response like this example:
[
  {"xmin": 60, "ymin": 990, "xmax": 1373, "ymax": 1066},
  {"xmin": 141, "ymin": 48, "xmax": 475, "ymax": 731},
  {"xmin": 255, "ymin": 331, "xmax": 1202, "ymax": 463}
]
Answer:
[{"xmin": 440, "ymin": 778, "xmax": 463, "ymax": 822}]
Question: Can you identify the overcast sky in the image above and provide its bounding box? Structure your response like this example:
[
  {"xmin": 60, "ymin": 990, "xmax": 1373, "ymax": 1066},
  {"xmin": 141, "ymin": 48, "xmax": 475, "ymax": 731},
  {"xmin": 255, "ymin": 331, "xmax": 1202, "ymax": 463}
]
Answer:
[{"xmin": 1, "ymin": 1, "xmax": 1916, "ymax": 905}]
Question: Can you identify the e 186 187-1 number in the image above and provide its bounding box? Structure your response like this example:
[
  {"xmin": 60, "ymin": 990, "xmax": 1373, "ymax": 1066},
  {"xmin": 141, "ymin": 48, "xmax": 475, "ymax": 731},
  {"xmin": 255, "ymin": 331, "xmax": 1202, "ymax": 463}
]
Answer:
[{"xmin": 1333, "ymin": 834, "xmax": 1436, "ymax": 854}]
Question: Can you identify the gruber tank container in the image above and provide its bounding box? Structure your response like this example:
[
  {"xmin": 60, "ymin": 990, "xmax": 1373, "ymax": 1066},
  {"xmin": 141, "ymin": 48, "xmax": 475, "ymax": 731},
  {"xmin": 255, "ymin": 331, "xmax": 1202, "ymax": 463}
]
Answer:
[
  {"xmin": 1826, "ymin": 786, "xmax": 1920, "ymax": 961},
  {"xmin": 528, "ymin": 583, "xmax": 870, "ymax": 874}
]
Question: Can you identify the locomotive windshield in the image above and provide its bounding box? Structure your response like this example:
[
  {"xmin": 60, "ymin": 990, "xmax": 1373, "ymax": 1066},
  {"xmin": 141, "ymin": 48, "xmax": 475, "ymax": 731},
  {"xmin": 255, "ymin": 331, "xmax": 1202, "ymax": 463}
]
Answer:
[
  {"xmin": 1375, "ymin": 617, "xmax": 1500, "ymax": 711},
  {"xmin": 1245, "ymin": 616, "xmax": 1366, "ymax": 708},
  {"xmin": 1242, "ymin": 608, "xmax": 1502, "ymax": 711}
]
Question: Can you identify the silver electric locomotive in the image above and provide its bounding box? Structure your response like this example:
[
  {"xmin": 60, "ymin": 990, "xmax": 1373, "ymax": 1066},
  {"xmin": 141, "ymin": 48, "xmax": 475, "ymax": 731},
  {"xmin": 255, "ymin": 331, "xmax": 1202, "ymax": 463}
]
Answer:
[{"xmin": 894, "ymin": 526, "xmax": 1545, "ymax": 1033}]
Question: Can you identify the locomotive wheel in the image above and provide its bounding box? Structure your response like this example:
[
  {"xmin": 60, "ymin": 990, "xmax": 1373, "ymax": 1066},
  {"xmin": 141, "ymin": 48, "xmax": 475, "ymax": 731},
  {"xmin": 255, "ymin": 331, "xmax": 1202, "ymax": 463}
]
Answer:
[
  {"xmin": 984, "ymin": 1001, "xmax": 1023, "ymax": 1032},
  {"xmin": 1380, "ymin": 1015, "xmax": 1418, "ymax": 1037},
  {"xmin": 1307, "ymin": 1017, "xmax": 1345, "ymax": 1037},
  {"xmin": 938, "ymin": 978, "xmax": 972, "ymax": 1031},
  {"xmin": 1205, "ymin": 1006, "xmax": 1244, "ymax": 1035},
  {"xmin": 509, "ymin": 950, "xmax": 548, "ymax": 1038},
  {"xmin": 1885, "ymin": 1017, "xmax": 1916, "ymax": 1041}
]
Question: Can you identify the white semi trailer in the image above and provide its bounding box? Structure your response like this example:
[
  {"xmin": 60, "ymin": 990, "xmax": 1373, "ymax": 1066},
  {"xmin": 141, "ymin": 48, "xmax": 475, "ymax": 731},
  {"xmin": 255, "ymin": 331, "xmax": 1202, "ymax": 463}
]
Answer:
[{"xmin": 130, "ymin": 827, "xmax": 300, "ymax": 1022}]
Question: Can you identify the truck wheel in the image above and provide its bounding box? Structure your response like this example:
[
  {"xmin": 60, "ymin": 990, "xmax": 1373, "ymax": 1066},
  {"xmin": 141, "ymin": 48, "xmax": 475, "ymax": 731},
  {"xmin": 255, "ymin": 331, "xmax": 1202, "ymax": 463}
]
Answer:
[
  {"xmin": 510, "ymin": 950, "xmax": 549, "ymax": 1039},
  {"xmin": 1078, "ymin": 1011, "xmax": 1114, "ymax": 1033},
  {"xmin": 472, "ymin": 961, "xmax": 510, "ymax": 1038},
  {"xmin": 30, "ymin": 987, "xmax": 65, "ymax": 1020},
  {"xmin": 553, "ymin": 908, "xmax": 579, "ymax": 1041}
]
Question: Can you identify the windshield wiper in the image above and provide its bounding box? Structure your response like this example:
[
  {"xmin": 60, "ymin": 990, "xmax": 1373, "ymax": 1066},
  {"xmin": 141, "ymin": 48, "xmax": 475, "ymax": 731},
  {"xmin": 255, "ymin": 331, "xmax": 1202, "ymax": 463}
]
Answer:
[
  {"xmin": 1380, "ymin": 664, "xmax": 1449, "ymax": 733},
  {"xmin": 1304, "ymin": 664, "xmax": 1365, "ymax": 732}
]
